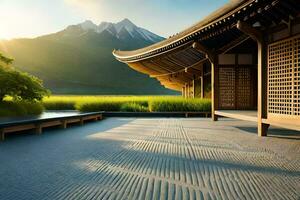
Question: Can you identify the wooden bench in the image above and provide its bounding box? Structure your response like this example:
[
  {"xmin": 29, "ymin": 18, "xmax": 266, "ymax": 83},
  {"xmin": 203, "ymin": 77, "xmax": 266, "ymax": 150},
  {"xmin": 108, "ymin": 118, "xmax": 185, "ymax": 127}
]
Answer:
[{"xmin": 0, "ymin": 112, "xmax": 103, "ymax": 141}]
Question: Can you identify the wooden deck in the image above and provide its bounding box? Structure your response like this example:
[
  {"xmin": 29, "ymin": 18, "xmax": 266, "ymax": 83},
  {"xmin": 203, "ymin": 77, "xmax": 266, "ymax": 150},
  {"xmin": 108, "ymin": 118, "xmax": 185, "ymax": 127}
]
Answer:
[
  {"xmin": 215, "ymin": 110, "xmax": 300, "ymax": 132},
  {"xmin": 215, "ymin": 110, "xmax": 258, "ymax": 122},
  {"xmin": 0, "ymin": 112, "xmax": 103, "ymax": 141}
]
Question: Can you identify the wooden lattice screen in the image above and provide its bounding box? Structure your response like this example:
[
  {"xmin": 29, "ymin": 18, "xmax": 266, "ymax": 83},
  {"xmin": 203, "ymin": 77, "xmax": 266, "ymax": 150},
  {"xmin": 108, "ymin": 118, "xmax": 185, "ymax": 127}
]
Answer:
[
  {"xmin": 268, "ymin": 34, "xmax": 300, "ymax": 116},
  {"xmin": 219, "ymin": 66, "xmax": 255, "ymax": 109},
  {"xmin": 219, "ymin": 67, "xmax": 236, "ymax": 109}
]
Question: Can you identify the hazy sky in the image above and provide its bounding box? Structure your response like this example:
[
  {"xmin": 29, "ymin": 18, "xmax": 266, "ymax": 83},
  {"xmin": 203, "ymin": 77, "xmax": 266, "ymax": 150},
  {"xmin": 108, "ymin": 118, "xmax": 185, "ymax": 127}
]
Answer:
[{"xmin": 0, "ymin": 0, "xmax": 228, "ymax": 39}]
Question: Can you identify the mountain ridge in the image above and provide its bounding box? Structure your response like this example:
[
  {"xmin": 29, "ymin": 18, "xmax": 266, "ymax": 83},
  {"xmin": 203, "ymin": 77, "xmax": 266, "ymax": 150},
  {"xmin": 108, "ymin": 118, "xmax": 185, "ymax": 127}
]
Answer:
[{"xmin": 0, "ymin": 19, "xmax": 175, "ymax": 95}]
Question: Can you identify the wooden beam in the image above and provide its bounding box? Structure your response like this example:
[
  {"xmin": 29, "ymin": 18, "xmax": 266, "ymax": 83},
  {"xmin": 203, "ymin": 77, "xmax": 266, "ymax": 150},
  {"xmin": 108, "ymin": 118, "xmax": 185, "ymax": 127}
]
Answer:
[
  {"xmin": 184, "ymin": 67, "xmax": 202, "ymax": 75},
  {"xmin": 218, "ymin": 34, "xmax": 250, "ymax": 54},
  {"xmin": 192, "ymin": 42, "xmax": 214, "ymax": 63}
]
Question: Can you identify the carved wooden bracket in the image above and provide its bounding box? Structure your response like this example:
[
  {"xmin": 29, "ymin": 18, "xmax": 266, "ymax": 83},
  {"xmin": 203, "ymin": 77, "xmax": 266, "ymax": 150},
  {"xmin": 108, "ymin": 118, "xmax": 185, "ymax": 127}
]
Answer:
[{"xmin": 236, "ymin": 20, "xmax": 263, "ymax": 43}]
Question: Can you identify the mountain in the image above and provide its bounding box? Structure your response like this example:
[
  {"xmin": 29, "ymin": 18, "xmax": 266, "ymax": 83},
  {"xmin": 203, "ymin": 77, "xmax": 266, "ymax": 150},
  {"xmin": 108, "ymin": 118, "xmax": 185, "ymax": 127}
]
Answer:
[
  {"xmin": 0, "ymin": 19, "xmax": 174, "ymax": 95},
  {"xmin": 82, "ymin": 19, "xmax": 164, "ymax": 43}
]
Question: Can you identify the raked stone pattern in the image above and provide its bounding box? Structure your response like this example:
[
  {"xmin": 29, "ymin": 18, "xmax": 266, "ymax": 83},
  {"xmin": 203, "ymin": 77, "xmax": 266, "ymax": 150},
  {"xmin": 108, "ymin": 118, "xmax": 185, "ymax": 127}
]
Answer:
[{"xmin": 0, "ymin": 118, "xmax": 299, "ymax": 200}]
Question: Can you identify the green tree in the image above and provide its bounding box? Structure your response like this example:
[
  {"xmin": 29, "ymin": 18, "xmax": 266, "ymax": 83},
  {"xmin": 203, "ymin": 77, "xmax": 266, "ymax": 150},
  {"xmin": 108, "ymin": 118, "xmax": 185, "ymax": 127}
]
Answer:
[
  {"xmin": 0, "ymin": 52, "xmax": 13, "ymax": 65},
  {"xmin": 0, "ymin": 52, "xmax": 50, "ymax": 102}
]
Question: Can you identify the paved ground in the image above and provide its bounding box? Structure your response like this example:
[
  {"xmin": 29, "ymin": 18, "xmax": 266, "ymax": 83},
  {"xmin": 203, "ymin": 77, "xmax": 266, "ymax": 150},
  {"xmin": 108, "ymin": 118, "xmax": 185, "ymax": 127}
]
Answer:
[{"xmin": 0, "ymin": 118, "xmax": 299, "ymax": 200}]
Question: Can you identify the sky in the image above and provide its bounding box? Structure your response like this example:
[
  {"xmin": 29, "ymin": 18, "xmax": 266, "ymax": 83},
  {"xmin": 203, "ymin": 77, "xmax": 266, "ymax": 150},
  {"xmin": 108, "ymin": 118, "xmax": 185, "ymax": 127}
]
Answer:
[{"xmin": 0, "ymin": 0, "xmax": 228, "ymax": 39}]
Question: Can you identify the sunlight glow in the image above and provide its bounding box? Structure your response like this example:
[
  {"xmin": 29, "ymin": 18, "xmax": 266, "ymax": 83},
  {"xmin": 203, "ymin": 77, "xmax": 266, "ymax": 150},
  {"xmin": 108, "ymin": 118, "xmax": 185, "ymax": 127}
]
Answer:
[{"xmin": 0, "ymin": 2, "xmax": 52, "ymax": 39}]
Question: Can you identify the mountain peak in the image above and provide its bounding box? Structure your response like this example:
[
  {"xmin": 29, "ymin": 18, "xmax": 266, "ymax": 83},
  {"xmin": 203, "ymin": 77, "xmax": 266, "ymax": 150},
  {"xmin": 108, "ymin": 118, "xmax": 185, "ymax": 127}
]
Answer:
[
  {"xmin": 80, "ymin": 20, "xmax": 97, "ymax": 31},
  {"xmin": 72, "ymin": 19, "xmax": 164, "ymax": 43},
  {"xmin": 115, "ymin": 18, "xmax": 137, "ymax": 33},
  {"xmin": 118, "ymin": 18, "xmax": 136, "ymax": 27}
]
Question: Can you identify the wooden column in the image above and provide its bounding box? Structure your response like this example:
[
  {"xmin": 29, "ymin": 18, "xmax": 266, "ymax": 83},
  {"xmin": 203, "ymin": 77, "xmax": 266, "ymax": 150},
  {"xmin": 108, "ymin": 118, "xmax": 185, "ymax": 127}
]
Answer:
[
  {"xmin": 185, "ymin": 83, "xmax": 189, "ymax": 98},
  {"xmin": 257, "ymin": 41, "xmax": 269, "ymax": 136},
  {"xmin": 201, "ymin": 65, "xmax": 204, "ymax": 98},
  {"xmin": 237, "ymin": 21, "xmax": 269, "ymax": 136},
  {"xmin": 182, "ymin": 87, "xmax": 185, "ymax": 97},
  {"xmin": 80, "ymin": 118, "xmax": 84, "ymax": 125},
  {"xmin": 192, "ymin": 80, "xmax": 195, "ymax": 98},
  {"xmin": 0, "ymin": 129, "xmax": 4, "ymax": 141},
  {"xmin": 36, "ymin": 124, "xmax": 42, "ymax": 135},
  {"xmin": 193, "ymin": 42, "xmax": 218, "ymax": 121},
  {"xmin": 211, "ymin": 56, "xmax": 219, "ymax": 121},
  {"xmin": 61, "ymin": 120, "xmax": 67, "ymax": 129}
]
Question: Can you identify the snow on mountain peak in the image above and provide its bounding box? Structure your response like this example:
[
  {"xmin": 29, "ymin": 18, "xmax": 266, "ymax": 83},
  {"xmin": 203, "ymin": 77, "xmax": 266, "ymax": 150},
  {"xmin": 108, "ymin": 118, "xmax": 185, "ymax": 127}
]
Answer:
[
  {"xmin": 78, "ymin": 19, "xmax": 163, "ymax": 43},
  {"xmin": 115, "ymin": 18, "xmax": 137, "ymax": 32},
  {"xmin": 80, "ymin": 20, "xmax": 98, "ymax": 31}
]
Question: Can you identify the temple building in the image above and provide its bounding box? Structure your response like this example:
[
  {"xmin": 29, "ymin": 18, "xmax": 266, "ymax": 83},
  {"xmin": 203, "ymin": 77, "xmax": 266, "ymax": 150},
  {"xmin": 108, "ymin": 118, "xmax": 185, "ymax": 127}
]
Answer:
[{"xmin": 113, "ymin": 0, "xmax": 300, "ymax": 136}]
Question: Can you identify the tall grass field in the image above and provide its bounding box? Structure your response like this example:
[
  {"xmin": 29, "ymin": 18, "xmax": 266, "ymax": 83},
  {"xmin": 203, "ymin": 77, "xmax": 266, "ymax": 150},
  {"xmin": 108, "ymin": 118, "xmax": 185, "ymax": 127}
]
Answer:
[{"xmin": 43, "ymin": 96, "xmax": 211, "ymax": 112}]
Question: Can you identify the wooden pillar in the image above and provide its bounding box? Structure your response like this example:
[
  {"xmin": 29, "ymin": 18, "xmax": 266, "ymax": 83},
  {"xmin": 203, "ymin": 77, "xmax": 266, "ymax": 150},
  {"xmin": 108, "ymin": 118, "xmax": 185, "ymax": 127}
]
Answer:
[
  {"xmin": 0, "ymin": 129, "xmax": 5, "ymax": 141},
  {"xmin": 257, "ymin": 41, "xmax": 269, "ymax": 136},
  {"xmin": 192, "ymin": 80, "xmax": 195, "ymax": 98},
  {"xmin": 201, "ymin": 64, "xmax": 204, "ymax": 98},
  {"xmin": 185, "ymin": 83, "xmax": 188, "ymax": 98},
  {"xmin": 188, "ymin": 83, "xmax": 190, "ymax": 98},
  {"xmin": 61, "ymin": 120, "xmax": 67, "ymax": 129},
  {"xmin": 211, "ymin": 56, "xmax": 219, "ymax": 121},
  {"xmin": 192, "ymin": 41, "xmax": 217, "ymax": 120},
  {"xmin": 182, "ymin": 87, "xmax": 185, "ymax": 97},
  {"xmin": 237, "ymin": 21, "xmax": 269, "ymax": 136},
  {"xmin": 36, "ymin": 124, "xmax": 42, "ymax": 135}
]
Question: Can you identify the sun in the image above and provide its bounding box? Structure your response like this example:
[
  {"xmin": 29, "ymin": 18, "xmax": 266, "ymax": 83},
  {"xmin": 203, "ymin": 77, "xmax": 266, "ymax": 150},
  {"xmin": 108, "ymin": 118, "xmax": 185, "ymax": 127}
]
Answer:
[{"xmin": 0, "ymin": 3, "xmax": 49, "ymax": 40}]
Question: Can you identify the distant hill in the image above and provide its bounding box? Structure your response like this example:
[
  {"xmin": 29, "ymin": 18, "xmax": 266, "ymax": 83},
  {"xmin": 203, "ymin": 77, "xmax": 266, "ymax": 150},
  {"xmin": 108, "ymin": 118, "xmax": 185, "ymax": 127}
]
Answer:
[{"xmin": 0, "ymin": 19, "xmax": 176, "ymax": 95}]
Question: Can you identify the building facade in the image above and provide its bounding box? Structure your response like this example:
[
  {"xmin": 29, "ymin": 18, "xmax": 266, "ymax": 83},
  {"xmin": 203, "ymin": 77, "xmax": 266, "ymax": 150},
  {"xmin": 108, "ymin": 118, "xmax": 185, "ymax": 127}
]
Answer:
[{"xmin": 113, "ymin": 0, "xmax": 300, "ymax": 136}]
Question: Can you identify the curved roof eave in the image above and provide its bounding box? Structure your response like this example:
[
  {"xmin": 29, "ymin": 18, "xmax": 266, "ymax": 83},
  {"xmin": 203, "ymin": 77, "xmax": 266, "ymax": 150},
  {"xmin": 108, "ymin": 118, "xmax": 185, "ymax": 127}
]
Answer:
[{"xmin": 113, "ymin": 0, "xmax": 253, "ymax": 62}]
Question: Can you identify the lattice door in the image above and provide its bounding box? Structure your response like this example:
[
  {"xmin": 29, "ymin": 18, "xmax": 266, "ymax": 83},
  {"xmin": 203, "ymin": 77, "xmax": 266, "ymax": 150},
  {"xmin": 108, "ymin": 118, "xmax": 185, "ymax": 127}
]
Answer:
[
  {"xmin": 219, "ymin": 67, "xmax": 236, "ymax": 109},
  {"xmin": 268, "ymin": 34, "xmax": 300, "ymax": 116},
  {"xmin": 219, "ymin": 66, "xmax": 255, "ymax": 109},
  {"xmin": 236, "ymin": 67, "xmax": 253, "ymax": 109}
]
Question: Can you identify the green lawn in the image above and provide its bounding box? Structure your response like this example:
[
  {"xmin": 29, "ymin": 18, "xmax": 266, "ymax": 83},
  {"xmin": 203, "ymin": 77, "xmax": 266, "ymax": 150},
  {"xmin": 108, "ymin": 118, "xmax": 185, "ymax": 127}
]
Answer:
[{"xmin": 43, "ymin": 96, "xmax": 211, "ymax": 112}]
